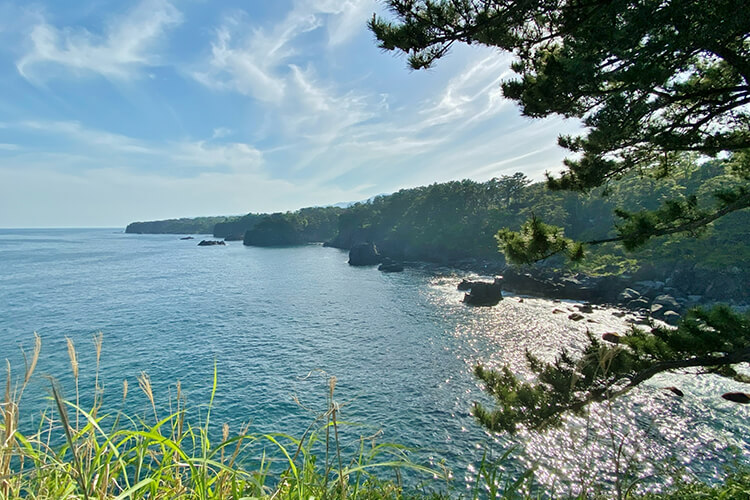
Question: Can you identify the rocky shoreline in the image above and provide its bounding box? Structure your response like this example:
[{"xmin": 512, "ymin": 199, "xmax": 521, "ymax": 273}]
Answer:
[
  {"xmin": 337, "ymin": 240, "xmax": 748, "ymax": 319},
  {"xmin": 448, "ymin": 261, "xmax": 748, "ymax": 324}
]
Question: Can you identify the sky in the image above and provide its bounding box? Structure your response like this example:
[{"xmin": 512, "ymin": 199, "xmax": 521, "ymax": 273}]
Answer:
[{"xmin": 0, "ymin": 0, "xmax": 581, "ymax": 228}]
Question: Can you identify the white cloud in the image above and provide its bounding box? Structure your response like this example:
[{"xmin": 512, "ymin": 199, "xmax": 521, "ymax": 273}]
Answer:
[
  {"xmin": 18, "ymin": 120, "xmax": 155, "ymax": 154},
  {"xmin": 171, "ymin": 140, "xmax": 263, "ymax": 172},
  {"xmin": 16, "ymin": 0, "xmax": 182, "ymax": 81},
  {"xmin": 192, "ymin": 24, "xmax": 288, "ymax": 102},
  {"xmin": 0, "ymin": 164, "xmax": 359, "ymax": 227},
  {"xmin": 6, "ymin": 120, "xmax": 264, "ymax": 174},
  {"xmin": 211, "ymin": 127, "xmax": 232, "ymax": 139},
  {"xmin": 418, "ymin": 54, "xmax": 515, "ymax": 129},
  {"xmin": 302, "ymin": 0, "xmax": 375, "ymax": 46},
  {"xmin": 192, "ymin": 7, "xmax": 379, "ymax": 159}
]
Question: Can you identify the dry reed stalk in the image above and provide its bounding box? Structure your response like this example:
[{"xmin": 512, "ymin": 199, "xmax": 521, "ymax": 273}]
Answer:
[
  {"xmin": 66, "ymin": 337, "xmax": 80, "ymax": 431},
  {"xmin": 93, "ymin": 332, "xmax": 103, "ymax": 417},
  {"xmin": 1, "ymin": 334, "xmax": 41, "ymax": 498},
  {"xmin": 176, "ymin": 380, "xmax": 184, "ymax": 439},
  {"xmin": 1, "ymin": 360, "xmax": 14, "ymax": 498},
  {"xmin": 138, "ymin": 372, "xmax": 157, "ymax": 422}
]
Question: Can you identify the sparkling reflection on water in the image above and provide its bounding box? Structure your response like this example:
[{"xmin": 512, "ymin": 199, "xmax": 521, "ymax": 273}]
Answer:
[
  {"xmin": 424, "ymin": 274, "xmax": 750, "ymax": 495},
  {"xmin": 0, "ymin": 229, "xmax": 747, "ymax": 496}
]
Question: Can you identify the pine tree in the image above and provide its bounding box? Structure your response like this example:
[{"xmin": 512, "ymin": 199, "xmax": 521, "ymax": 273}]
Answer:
[{"xmin": 370, "ymin": 0, "xmax": 750, "ymax": 430}]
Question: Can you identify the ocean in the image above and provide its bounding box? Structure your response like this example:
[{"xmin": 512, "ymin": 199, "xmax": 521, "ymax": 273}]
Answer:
[{"xmin": 1, "ymin": 228, "xmax": 747, "ymax": 493}]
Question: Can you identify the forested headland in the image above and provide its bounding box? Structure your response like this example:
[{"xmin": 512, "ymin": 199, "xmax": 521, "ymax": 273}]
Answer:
[{"xmin": 125, "ymin": 159, "xmax": 749, "ymax": 303}]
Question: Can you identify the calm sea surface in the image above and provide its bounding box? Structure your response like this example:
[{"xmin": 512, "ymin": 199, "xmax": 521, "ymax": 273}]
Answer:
[{"xmin": 1, "ymin": 228, "xmax": 747, "ymax": 493}]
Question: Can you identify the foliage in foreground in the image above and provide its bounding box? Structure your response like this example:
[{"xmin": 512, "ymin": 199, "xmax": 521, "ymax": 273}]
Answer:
[
  {"xmin": 3, "ymin": 334, "xmax": 748, "ymax": 499},
  {"xmin": 371, "ymin": 0, "xmax": 750, "ymax": 445},
  {"xmin": 1, "ymin": 335, "xmax": 444, "ymax": 500},
  {"xmin": 637, "ymin": 469, "xmax": 750, "ymax": 500},
  {"xmin": 474, "ymin": 305, "xmax": 750, "ymax": 434}
]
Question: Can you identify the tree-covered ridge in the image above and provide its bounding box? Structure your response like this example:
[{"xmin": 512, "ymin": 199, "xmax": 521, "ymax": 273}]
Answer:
[
  {"xmin": 125, "ymin": 217, "xmax": 233, "ymax": 235},
  {"xmin": 213, "ymin": 213, "xmax": 265, "ymax": 240},
  {"xmin": 125, "ymin": 161, "xmax": 749, "ymax": 279},
  {"xmin": 244, "ymin": 207, "xmax": 343, "ymax": 246},
  {"xmin": 371, "ymin": 0, "xmax": 750, "ymax": 254},
  {"xmin": 327, "ymin": 162, "xmax": 749, "ymax": 276}
]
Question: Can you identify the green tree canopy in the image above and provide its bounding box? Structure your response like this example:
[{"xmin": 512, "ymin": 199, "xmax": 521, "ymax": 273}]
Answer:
[
  {"xmin": 370, "ymin": 0, "xmax": 750, "ymax": 255},
  {"xmin": 370, "ymin": 0, "xmax": 750, "ymax": 431}
]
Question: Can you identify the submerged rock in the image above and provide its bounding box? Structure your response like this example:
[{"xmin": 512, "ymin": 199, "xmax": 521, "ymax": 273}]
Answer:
[
  {"xmin": 198, "ymin": 240, "xmax": 226, "ymax": 246},
  {"xmin": 576, "ymin": 303, "xmax": 594, "ymax": 314},
  {"xmin": 180, "ymin": 236, "xmax": 194, "ymax": 240},
  {"xmin": 664, "ymin": 386, "xmax": 684, "ymax": 397}
]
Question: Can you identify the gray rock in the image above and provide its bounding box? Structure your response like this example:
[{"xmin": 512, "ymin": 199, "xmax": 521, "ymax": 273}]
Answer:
[
  {"xmin": 348, "ymin": 242, "xmax": 381, "ymax": 266},
  {"xmin": 662, "ymin": 311, "xmax": 681, "ymax": 325},
  {"xmin": 618, "ymin": 288, "xmax": 641, "ymax": 302},
  {"xmin": 653, "ymin": 294, "xmax": 681, "ymax": 310},
  {"xmin": 650, "ymin": 303, "xmax": 665, "ymax": 317},
  {"xmin": 463, "ymin": 278, "xmax": 503, "ymax": 306},
  {"xmin": 628, "ymin": 298, "xmax": 650, "ymax": 310},
  {"xmin": 635, "ymin": 280, "xmax": 665, "ymax": 291},
  {"xmin": 457, "ymin": 279, "xmax": 476, "ymax": 291},
  {"xmin": 602, "ymin": 332, "xmax": 621, "ymax": 343},
  {"xmin": 576, "ymin": 303, "xmax": 594, "ymax": 314},
  {"xmin": 569, "ymin": 313, "xmax": 585, "ymax": 321}
]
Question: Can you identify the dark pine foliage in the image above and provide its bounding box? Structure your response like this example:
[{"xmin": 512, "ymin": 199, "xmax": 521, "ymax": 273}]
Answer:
[{"xmin": 371, "ymin": 0, "xmax": 750, "ymax": 431}]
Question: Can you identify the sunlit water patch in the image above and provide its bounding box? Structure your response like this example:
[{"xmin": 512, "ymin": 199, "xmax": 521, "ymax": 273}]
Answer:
[{"xmin": 0, "ymin": 229, "xmax": 747, "ymax": 495}]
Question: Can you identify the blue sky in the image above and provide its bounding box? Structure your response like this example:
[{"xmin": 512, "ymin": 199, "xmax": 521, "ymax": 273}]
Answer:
[{"xmin": 0, "ymin": 0, "xmax": 580, "ymax": 228}]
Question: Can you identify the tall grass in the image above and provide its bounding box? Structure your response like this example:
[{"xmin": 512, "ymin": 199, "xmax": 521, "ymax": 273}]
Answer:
[
  {"xmin": 2, "ymin": 335, "xmax": 747, "ymax": 499},
  {"xmin": 0, "ymin": 335, "xmax": 445, "ymax": 499}
]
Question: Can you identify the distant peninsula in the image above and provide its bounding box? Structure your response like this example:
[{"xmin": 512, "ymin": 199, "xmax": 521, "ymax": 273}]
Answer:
[{"xmin": 126, "ymin": 217, "xmax": 233, "ymax": 235}]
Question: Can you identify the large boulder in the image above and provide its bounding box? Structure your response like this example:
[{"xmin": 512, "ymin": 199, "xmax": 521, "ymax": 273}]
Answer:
[
  {"xmin": 499, "ymin": 269, "xmax": 560, "ymax": 296},
  {"xmin": 463, "ymin": 278, "xmax": 503, "ymax": 306},
  {"xmin": 618, "ymin": 288, "xmax": 641, "ymax": 303},
  {"xmin": 457, "ymin": 279, "xmax": 477, "ymax": 291},
  {"xmin": 627, "ymin": 297, "xmax": 650, "ymax": 311},
  {"xmin": 653, "ymin": 294, "xmax": 681, "ymax": 310},
  {"xmin": 348, "ymin": 242, "xmax": 381, "ymax": 266},
  {"xmin": 662, "ymin": 310, "xmax": 681, "ymax": 326}
]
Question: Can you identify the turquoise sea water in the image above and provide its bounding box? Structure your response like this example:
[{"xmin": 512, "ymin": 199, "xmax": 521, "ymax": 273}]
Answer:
[{"xmin": 1, "ymin": 228, "xmax": 748, "ymax": 493}]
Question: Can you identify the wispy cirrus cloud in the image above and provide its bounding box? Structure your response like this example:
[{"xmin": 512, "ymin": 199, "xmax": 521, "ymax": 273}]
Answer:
[
  {"xmin": 191, "ymin": 1, "xmax": 378, "ymax": 148},
  {"xmin": 5, "ymin": 119, "xmax": 263, "ymax": 173},
  {"xmin": 16, "ymin": 0, "xmax": 182, "ymax": 82},
  {"xmin": 0, "ymin": 0, "xmax": 584, "ymax": 227}
]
